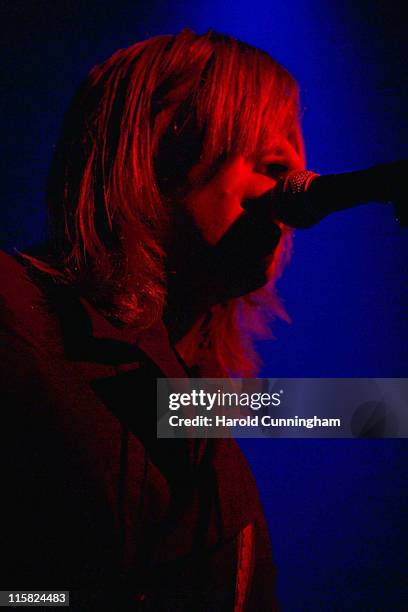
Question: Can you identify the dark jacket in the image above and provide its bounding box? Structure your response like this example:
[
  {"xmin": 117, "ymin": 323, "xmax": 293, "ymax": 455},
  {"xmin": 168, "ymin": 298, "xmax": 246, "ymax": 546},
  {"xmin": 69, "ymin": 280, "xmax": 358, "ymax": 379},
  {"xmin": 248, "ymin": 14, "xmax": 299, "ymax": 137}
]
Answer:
[{"xmin": 0, "ymin": 251, "xmax": 278, "ymax": 611}]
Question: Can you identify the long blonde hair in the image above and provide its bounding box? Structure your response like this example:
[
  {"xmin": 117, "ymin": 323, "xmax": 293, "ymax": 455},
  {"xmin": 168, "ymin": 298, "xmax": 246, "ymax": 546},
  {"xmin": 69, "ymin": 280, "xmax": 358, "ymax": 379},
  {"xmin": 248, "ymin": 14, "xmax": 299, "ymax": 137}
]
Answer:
[{"xmin": 26, "ymin": 29, "xmax": 304, "ymax": 376}]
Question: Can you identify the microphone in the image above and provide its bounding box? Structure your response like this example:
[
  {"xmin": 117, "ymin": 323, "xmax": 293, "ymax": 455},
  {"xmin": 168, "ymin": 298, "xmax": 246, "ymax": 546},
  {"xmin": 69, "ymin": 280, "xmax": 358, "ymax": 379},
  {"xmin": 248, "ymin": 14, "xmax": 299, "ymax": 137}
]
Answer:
[
  {"xmin": 266, "ymin": 160, "xmax": 408, "ymax": 228},
  {"xmin": 204, "ymin": 159, "xmax": 407, "ymax": 301}
]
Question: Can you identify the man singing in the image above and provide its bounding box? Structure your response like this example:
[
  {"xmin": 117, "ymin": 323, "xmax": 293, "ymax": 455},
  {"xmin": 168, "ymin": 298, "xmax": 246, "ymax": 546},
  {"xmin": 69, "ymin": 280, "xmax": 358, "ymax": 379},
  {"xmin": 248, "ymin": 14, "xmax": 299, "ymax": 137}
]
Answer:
[{"xmin": 0, "ymin": 30, "xmax": 304, "ymax": 610}]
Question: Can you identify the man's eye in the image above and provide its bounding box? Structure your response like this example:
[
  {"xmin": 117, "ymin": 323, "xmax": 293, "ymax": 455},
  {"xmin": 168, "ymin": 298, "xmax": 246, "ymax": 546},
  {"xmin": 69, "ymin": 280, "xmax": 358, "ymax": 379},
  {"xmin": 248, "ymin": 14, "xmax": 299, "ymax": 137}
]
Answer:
[
  {"xmin": 261, "ymin": 163, "xmax": 288, "ymax": 180},
  {"xmin": 257, "ymin": 163, "xmax": 289, "ymax": 181}
]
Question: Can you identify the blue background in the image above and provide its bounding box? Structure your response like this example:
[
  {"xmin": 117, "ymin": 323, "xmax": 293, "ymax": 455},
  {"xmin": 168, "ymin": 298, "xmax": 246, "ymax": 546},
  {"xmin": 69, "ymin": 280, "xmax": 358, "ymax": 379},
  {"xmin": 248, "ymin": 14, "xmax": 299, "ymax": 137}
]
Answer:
[{"xmin": 1, "ymin": 1, "xmax": 407, "ymax": 609}]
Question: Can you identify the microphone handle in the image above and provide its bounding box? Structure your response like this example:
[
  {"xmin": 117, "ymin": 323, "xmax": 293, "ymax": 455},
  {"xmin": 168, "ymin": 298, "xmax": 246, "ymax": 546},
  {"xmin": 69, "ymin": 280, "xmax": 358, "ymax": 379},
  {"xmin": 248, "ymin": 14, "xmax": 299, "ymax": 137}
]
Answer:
[{"xmin": 273, "ymin": 160, "xmax": 408, "ymax": 228}]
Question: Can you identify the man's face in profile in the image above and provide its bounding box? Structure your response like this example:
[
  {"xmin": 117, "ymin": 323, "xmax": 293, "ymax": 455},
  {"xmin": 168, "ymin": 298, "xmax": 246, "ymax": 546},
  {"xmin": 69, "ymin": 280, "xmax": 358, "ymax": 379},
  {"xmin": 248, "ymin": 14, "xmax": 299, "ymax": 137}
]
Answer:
[
  {"xmin": 163, "ymin": 134, "xmax": 304, "ymax": 317},
  {"xmin": 182, "ymin": 138, "xmax": 303, "ymax": 246}
]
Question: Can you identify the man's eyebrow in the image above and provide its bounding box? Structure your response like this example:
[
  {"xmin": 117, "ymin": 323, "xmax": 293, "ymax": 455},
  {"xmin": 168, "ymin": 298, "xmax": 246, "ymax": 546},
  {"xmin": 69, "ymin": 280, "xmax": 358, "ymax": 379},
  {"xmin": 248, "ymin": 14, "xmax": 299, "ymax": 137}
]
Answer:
[{"xmin": 257, "ymin": 145, "xmax": 288, "ymax": 157}]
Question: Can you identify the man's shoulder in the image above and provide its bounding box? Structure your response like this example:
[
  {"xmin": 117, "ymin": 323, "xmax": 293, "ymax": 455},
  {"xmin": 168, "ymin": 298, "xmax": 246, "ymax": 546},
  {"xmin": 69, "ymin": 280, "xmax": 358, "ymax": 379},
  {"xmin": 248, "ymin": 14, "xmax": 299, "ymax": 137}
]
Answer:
[
  {"xmin": 0, "ymin": 250, "xmax": 43, "ymax": 301},
  {"xmin": 0, "ymin": 250, "xmax": 51, "ymax": 336}
]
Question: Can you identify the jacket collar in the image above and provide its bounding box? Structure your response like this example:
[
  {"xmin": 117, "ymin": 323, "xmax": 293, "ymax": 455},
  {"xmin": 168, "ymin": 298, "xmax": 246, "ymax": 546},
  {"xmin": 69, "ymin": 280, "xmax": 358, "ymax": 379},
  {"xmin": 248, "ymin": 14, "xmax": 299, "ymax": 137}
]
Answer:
[{"xmin": 76, "ymin": 296, "xmax": 187, "ymax": 378}]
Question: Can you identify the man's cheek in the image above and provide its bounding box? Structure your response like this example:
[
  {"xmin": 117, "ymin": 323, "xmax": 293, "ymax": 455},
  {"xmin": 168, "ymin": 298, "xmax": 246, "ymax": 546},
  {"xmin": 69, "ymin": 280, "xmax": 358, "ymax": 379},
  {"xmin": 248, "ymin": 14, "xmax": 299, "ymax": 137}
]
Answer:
[{"xmin": 186, "ymin": 190, "xmax": 242, "ymax": 245}]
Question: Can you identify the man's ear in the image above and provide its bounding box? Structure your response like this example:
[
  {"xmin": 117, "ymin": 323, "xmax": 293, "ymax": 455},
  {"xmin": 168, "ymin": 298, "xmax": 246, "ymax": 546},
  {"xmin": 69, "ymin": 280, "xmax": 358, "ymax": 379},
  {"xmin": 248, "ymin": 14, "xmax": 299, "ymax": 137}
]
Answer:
[{"xmin": 153, "ymin": 100, "xmax": 203, "ymax": 198}]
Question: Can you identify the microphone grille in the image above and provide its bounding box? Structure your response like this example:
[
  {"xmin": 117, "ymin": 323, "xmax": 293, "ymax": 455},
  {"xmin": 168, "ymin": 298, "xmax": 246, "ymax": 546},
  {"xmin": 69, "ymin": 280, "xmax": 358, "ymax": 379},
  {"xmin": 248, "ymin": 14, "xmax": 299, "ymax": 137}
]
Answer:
[{"xmin": 283, "ymin": 170, "xmax": 319, "ymax": 196}]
